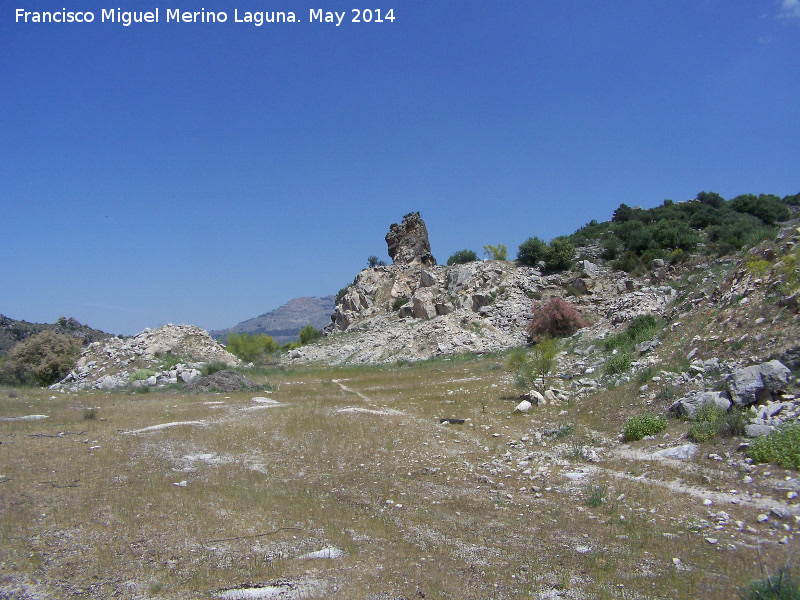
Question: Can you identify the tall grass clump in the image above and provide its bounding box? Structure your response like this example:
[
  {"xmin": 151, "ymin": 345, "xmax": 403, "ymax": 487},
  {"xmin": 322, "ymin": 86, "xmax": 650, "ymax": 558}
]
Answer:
[
  {"xmin": 747, "ymin": 425, "xmax": 800, "ymax": 469},
  {"xmin": 743, "ymin": 563, "xmax": 800, "ymax": 600},
  {"xmin": 623, "ymin": 413, "xmax": 667, "ymax": 442}
]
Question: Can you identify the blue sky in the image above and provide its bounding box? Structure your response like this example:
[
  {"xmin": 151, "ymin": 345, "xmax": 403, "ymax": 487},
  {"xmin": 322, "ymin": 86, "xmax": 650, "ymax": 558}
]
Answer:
[{"xmin": 2, "ymin": 1, "xmax": 799, "ymax": 335}]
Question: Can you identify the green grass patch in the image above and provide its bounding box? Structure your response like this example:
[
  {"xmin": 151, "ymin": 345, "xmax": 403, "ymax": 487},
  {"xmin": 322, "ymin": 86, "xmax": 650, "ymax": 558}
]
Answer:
[
  {"xmin": 747, "ymin": 425, "xmax": 800, "ymax": 469},
  {"xmin": 603, "ymin": 314, "xmax": 660, "ymax": 353}
]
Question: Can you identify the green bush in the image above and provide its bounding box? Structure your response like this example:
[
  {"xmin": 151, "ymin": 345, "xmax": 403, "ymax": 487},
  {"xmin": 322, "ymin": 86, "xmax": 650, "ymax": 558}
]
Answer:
[
  {"xmin": 687, "ymin": 404, "xmax": 728, "ymax": 442},
  {"xmin": 623, "ymin": 413, "xmax": 667, "ymax": 442},
  {"xmin": 447, "ymin": 249, "xmax": 478, "ymax": 265},
  {"xmin": 298, "ymin": 324, "xmax": 321, "ymax": 345},
  {"xmin": 367, "ymin": 255, "xmax": 386, "ymax": 268},
  {"xmin": 225, "ymin": 332, "xmax": 279, "ymax": 364},
  {"xmin": 517, "ymin": 237, "xmax": 548, "ymax": 266},
  {"xmin": 392, "ymin": 298, "xmax": 409, "ymax": 311},
  {"xmin": 747, "ymin": 425, "xmax": 800, "ymax": 469},
  {"xmin": 605, "ymin": 351, "xmax": 632, "ymax": 375},
  {"xmin": 0, "ymin": 330, "xmax": 80, "ymax": 386},
  {"xmin": 730, "ymin": 193, "xmax": 790, "ymax": 226},
  {"xmin": 544, "ymin": 237, "xmax": 574, "ymax": 272}
]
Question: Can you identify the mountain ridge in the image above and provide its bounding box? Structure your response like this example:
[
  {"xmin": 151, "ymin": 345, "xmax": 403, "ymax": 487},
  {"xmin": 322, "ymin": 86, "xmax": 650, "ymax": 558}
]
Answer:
[{"xmin": 210, "ymin": 295, "xmax": 336, "ymax": 344}]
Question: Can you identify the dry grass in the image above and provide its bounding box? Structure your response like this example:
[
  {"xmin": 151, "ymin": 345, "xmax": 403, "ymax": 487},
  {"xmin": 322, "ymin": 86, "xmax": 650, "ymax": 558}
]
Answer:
[{"xmin": 0, "ymin": 354, "xmax": 796, "ymax": 599}]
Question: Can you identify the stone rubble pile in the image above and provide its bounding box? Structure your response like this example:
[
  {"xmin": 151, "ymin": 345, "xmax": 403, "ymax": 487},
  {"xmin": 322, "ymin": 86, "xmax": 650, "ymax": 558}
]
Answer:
[{"xmin": 51, "ymin": 324, "xmax": 240, "ymax": 392}]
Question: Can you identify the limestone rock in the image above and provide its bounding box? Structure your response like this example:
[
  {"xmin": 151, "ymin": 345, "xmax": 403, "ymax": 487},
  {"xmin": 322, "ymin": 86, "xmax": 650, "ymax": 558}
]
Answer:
[
  {"xmin": 669, "ymin": 391, "xmax": 732, "ymax": 418},
  {"xmin": 385, "ymin": 213, "xmax": 436, "ymax": 266},
  {"xmin": 728, "ymin": 360, "xmax": 792, "ymax": 406}
]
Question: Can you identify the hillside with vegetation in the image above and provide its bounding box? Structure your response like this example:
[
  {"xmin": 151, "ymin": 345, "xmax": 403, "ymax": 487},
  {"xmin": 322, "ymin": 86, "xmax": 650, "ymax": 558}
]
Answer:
[{"xmin": 1, "ymin": 190, "xmax": 800, "ymax": 600}]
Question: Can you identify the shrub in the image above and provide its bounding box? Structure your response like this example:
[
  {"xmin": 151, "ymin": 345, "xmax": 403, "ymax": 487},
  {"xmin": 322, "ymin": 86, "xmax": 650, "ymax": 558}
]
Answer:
[
  {"xmin": 604, "ymin": 351, "xmax": 631, "ymax": 375},
  {"xmin": 686, "ymin": 404, "xmax": 727, "ymax": 442},
  {"xmin": 483, "ymin": 244, "xmax": 508, "ymax": 261},
  {"xmin": 615, "ymin": 250, "xmax": 647, "ymax": 276},
  {"xmin": 0, "ymin": 330, "xmax": 80, "ymax": 386},
  {"xmin": 447, "ymin": 249, "xmax": 478, "ymax": 265},
  {"xmin": 392, "ymin": 298, "xmax": 409, "ymax": 311},
  {"xmin": 730, "ymin": 193, "xmax": 790, "ymax": 225},
  {"xmin": 517, "ymin": 237, "xmax": 548, "ymax": 267},
  {"xmin": 623, "ymin": 413, "xmax": 667, "ymax": 442},
  {"xmin": 747, "ymin": 425, "xmax": 800, "ymax": 469},
  {"xmin": 746, "ymin": 258, "xmax": 771, "ymax": 277},
  {"xmin": 130, "ymin": 368, "xmax": 157, "ymax": 382},
  {"xmin": 601, "ymin": 234, "xmax": 623, "ymax": 260},
  {"xmin": 544, "ymin": 237, "xmax": 575, "ymax": 272},
  {"xmin": 298, "ymin": 324, "xmax": 321, "ymax": 345},
  {"xmin": 526, "ymin": 298, "xmax": 587, "ymax": 341},
  {"xmin": 367, "ymin": 256, "xmax": 386, "ymax": 268},
  {"xmin": 225, "ymin": 332, "xmax": 279, "ymax": 364}
]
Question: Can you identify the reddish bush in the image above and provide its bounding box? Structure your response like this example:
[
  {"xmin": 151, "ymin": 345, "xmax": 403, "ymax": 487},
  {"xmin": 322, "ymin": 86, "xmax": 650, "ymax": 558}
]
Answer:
[{"xmin": 526, "ymin": 297, "xmax": 587, "ymax": 341}]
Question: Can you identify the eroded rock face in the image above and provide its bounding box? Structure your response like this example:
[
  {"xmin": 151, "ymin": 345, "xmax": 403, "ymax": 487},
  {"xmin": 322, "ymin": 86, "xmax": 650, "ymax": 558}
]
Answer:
[{"xmin": 385, "ymin": 213, "xmax": 436, "ymax": 266}]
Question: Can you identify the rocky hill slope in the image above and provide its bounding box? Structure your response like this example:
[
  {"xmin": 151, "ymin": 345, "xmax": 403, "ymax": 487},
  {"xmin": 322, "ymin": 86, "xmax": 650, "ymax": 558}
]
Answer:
[
  {"xmin": 210, "ymin": 295, "xmax": 336, "ymax": 344},
  {"xmin": 0, "ymin": 315, "xmax": 111, "ymax": 358}
]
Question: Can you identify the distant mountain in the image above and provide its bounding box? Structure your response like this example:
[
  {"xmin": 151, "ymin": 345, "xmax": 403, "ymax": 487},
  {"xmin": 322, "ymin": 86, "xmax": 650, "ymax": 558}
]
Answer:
[
  {"xmin": 210, "ymin": 296, "xmax": 336, "ymax": 344},
  {"xmin": 0, "ymin": 315, "xmax": 113, "ymax": 358}
]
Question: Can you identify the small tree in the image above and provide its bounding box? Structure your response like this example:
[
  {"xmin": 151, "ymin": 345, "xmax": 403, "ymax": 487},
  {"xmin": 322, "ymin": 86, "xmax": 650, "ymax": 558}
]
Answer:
[
  {"xmin": 526, "ymin": 297, "xmax": 587, "ymax": 341},
  {"xmin": 483, "ymin": 244, "xmax": 508, "ymax": 261},
  {"xmin": 447, "ymin": 249, "xmax": 478, "ymax": 265},
  {"xmin": 367, "ymin": 256, "xmax": 386, "ymax": 268},
  {"xmin": 298, "ymin": 324, "xmax": 321, "ymax": 345},
  {"xmin": 506, "ymin": 337, "xmax": 559, "ymax": 393}
]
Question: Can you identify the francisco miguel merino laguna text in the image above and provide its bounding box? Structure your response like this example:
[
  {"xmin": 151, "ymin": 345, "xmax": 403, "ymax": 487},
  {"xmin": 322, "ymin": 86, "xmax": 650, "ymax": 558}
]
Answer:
[{"xmin": 15, "ymin": 8, "xmax": 396, "ymax": 26}]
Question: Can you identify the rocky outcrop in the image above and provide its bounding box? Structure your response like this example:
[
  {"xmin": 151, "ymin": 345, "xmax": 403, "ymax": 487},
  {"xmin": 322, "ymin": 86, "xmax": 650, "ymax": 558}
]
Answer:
[
  {"xmin": 306, "ymin": 256, "xmax": 678, "ymax": 365},
  {"xmin": 728, "ymin": 360, "xmax": 792, "ymax": 406},
  {"xmin": 385, "ymin": 213, "xmax": 436, "ymax": 266}
]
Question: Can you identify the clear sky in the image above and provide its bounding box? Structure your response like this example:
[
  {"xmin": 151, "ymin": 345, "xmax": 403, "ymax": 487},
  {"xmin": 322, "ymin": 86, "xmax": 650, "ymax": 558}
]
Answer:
[{"xmin": 2, "ymin": 1, "xmax": 799, "ymax": 335}]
